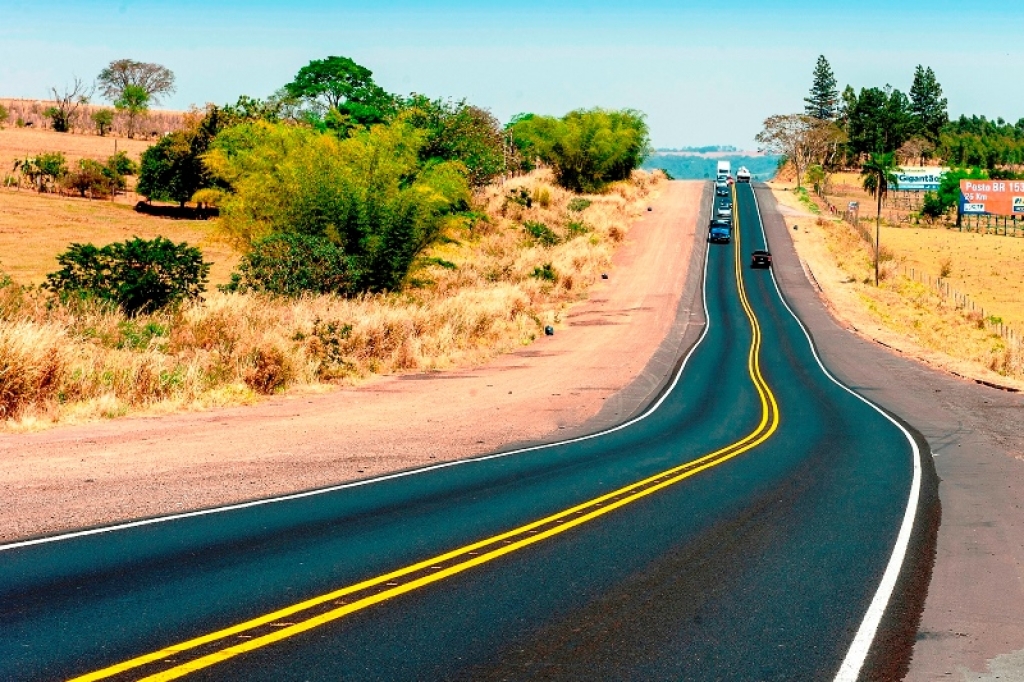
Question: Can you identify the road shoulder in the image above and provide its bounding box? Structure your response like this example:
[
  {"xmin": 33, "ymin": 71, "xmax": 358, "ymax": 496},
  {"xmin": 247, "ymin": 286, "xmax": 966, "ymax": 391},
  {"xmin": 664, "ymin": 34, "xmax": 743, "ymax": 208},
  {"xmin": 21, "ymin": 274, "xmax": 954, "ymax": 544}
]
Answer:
[{"xmin": 0, "ymin": 181, "xmax": 710, "ymax": 544}]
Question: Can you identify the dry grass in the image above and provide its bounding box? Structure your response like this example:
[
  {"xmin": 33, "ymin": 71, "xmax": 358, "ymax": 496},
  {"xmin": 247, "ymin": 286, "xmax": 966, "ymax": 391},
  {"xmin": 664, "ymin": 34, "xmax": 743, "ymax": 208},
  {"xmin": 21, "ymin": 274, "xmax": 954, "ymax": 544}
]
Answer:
[
  {"xmin": 0, "ymin": 189, "xmax": 238, "ymax": 287},
  {"xmin": 771, "ymin": 180, "xmax": 1024, "ymax": 387},
  {"xmin": 0, "ymin": 169, "xmax": 664, "ymax": 429}
]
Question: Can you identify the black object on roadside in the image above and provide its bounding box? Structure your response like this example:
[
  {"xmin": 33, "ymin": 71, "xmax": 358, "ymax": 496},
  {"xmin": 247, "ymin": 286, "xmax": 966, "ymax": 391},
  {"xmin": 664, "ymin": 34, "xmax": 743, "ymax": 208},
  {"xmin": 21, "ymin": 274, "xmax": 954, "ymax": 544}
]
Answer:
[
  {"xmin": 647, "ymin": 206, "xmax": 652, "ymax": 211},
  {"xmin": 601, "ymin": 273, "xmax": 609, "ymax": 279},
  {"xmin": 544, "ymin": 325, "xmax": 554, "ymax": 336}
]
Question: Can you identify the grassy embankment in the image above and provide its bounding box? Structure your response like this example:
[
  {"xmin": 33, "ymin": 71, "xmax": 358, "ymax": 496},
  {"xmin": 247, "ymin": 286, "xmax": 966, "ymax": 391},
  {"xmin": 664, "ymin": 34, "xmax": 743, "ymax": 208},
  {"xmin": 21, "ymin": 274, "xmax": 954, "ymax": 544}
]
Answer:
[
  {"xmin": 0, "ymin": 130, "xmax": 663, "ymax": 429},
  {"xmin": 770, "ymin": 176, "xmax": 1024, "ymax": 387}
]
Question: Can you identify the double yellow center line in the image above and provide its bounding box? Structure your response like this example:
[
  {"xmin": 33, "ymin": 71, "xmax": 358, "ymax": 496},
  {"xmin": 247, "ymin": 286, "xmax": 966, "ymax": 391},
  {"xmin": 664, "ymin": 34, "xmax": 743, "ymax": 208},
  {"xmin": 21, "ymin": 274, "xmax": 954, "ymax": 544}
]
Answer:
[{"xmin": 73, "ymin": 187, "xmax": 779, "ymax": 682}]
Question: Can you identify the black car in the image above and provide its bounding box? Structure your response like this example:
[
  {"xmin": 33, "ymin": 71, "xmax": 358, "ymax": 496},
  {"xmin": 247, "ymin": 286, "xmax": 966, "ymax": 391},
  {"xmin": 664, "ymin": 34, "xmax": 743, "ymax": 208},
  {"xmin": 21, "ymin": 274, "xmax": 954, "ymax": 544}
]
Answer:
[
  {"xmin": 715, "ymin": 185, "xmax": 730, "ymax": 197},
  {"xmin": 750, "ymin": 250, "xmax": 772, "ymax": 268}
]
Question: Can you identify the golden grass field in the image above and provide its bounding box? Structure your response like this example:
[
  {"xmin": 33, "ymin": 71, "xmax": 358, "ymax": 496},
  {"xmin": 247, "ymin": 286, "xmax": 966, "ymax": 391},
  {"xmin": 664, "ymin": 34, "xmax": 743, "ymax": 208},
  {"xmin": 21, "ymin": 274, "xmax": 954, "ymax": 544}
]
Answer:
[
  {"xmin": 0, "ymin": 126, "xmax": 664, "ymax": 429},
  {"xmin": 0, "ymin": 189, "xmax": 239, "ymax": 287},
  {"xmin": 0, "ymin": 126, "xmax": 152, "ymax": 175},
  {"xmin": 771, "ymin": 178, "xmax": 1024, "ymax": 388}
]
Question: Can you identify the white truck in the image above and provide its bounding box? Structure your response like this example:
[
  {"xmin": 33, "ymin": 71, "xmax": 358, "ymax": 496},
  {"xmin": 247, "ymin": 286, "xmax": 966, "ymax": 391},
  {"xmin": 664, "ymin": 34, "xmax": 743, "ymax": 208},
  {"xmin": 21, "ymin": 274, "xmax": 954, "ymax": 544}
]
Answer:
[
  {"xmin": 716, "ymin": 160, "xmax": 731, "ymax": 181},
  {"xmin": 736, "ymin": 166, "xmax": 751, "ymax": 183}
]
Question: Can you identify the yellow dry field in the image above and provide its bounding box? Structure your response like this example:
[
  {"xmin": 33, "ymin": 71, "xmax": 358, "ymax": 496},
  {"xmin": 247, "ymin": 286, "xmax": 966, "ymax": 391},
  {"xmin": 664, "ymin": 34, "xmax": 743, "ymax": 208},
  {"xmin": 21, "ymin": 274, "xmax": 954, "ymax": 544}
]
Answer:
[
  {"xmin": 880, "ymin": 227, "xmax": 1024, "ymax": 331},
  {"xmin": 0, "ymin": 189, "xmax": 239, "ymax": 287},
  {"xmin": 769, "ymin": 179, "xmax": 1024, "ymax": 388},
  {"xmin": 814, "ymin": 170, "xmax": 1024, "ymax": 331},
  {"xmin": 0, "ymin": 127, "xmax": 152, "ymax": 172}
]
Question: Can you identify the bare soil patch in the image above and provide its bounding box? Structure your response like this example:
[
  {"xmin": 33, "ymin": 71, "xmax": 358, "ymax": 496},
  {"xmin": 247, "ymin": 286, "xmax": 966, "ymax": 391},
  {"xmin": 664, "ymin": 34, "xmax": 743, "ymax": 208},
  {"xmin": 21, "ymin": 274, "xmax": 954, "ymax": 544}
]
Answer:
[{"xmin": 0, "ymin": 181, "xmax": 703, "ymax": 543}]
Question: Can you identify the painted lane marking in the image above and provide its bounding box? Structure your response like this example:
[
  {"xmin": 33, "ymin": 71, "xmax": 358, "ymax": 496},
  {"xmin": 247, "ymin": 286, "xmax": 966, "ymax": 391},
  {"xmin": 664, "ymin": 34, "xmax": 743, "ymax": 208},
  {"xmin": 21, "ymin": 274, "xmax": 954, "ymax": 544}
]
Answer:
[
  {"xmin": 71, "ymin": 189, "xmax": 781, "ymax": 681},
  {"xmin": 744, "ymin": 186, "xmax": 922, "ymax": 682}
]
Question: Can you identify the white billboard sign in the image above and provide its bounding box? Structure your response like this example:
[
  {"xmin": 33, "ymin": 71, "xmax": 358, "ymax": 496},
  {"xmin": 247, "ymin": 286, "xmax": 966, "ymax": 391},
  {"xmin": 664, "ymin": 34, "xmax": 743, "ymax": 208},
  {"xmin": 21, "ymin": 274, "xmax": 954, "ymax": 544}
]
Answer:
[{"xmin": 894, "ymin": 166, "xmax": 947, "ymax": 192}]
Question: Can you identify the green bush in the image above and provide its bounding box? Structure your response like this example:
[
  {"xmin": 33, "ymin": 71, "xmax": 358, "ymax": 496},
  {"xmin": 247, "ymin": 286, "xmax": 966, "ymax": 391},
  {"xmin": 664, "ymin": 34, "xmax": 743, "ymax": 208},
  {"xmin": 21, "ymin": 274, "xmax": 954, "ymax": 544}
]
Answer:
[
  {"xmin": 566, "ymin": 220, "xmax": 590, "ymax": 237},
  {"xmin": 523, "ymin": 221, "xmax": 559, "ymax": 246},
  {"xmin": 531, "ymin": 263, "xmax": 557, "ymax": 281},
  {"xmin": 921, "ymin": 191, "xmax": 945, "ymax": 219},
  {"xmin": 46, "ymin": 237, "xmax": 210, "ymax": 315},
  {"xmin": 224, "ymin": 233, "xmax": 354, "ymax": 297},
  {"xmin": 510, "ymin": 108, "xmax": 650, "ymax": 192},
  {"xmin": 207, "ymin": 120, "xmax": 470, "ymax": 293},
  {"xmin": 567, "ymin": 197, "xmax": 592, "ymax": 213}
]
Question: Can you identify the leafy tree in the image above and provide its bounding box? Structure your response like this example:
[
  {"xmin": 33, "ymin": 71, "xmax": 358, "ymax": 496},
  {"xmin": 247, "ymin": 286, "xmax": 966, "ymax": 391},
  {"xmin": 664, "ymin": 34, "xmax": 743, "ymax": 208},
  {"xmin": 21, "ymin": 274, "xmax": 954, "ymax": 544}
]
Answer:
[
  {"xmin": 45, "ymin": 78, "xmax": 92, "ymax": 133},
  {"xmin": 909, "ymin": 65, "xmax": 948, "ymax": 142},
  {"xmin": 846, "ymin": 86, "xmax": 912, "ymax": 156},
  {"xmin": 860, "ymin": 152, "xmax": 899, "ymax": 285},
  {"xmin": 91, "ymin": 108, "xmax": 114, "ymax": 136},
  {"xmin": 137, "ymin": 104, "xmax": 228, "ymax": 205},
  {"xmin": 805, "ymin": 55, "xmax": 839, "ymax": 121},
  {"xmin": 402, "ymin": 96, "xmax": 506, "ymax": 186},
  {"xmin": 284, "ymin": 55, "xmax": 395, "ymax": 133},
  {"xmin": 510, "ymin": 108, "xmax": 650, "ymax": 192},
  {"xmin": 46, "ymin": 237, "xmax": 209, "ymax": 315},
  {"xmin": 0, "ymin": 102, "xmax": 9, "ymax": 129},
  {"xmin": 107, "ymin": 150, "xmax": 138, "ymax": 178},
  {"xmin": 63, "ymin": 159, "xmax": 112, "ymax": 197},
  {"xmin": 115, "ymin": 85, "xmax": 150, "ymax": 139},
  {"xmin": 97, "ymin": 59, "xmax": 176, "ymax": 105},
  {"xmin": 207, "ymin": 120, "xmax": 470, "ymax": 292}
]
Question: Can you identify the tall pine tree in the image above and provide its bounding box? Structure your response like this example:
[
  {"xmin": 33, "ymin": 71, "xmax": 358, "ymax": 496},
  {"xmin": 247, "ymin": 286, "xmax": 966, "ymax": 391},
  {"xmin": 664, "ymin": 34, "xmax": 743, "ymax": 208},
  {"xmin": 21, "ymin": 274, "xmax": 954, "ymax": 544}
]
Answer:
[
  {"xmin": 805, "ymin": 55, "xmax": 839, "ymax": 121},
  {"xmin": 909, "ymin": 65, "xmax": 948, "ymax": 142}
]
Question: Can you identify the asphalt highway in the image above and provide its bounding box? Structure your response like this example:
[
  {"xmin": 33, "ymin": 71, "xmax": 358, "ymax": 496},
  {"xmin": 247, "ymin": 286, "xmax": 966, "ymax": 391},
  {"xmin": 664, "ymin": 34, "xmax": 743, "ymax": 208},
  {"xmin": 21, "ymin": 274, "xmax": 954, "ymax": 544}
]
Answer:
[{"xmin": 0, "ymin": 183, "xmax": 926, "ymax": 681}]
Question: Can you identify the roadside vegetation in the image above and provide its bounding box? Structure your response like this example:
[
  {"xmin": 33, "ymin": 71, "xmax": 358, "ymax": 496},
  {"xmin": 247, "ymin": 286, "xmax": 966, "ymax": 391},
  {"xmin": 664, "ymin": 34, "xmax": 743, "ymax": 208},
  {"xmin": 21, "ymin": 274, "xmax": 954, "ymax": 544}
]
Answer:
[
  {"xmin": 0, "ymin": 55, "xmax": 660, "ymax": 428},
  {"xmin": 762, "ymin": 55, "xmax": 1024, "ymax": 385}
]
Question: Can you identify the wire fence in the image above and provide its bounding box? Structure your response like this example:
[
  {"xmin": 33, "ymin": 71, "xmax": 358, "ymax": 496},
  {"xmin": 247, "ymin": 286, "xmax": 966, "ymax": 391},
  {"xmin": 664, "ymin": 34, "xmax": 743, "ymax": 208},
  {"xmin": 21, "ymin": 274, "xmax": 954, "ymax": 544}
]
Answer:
[{"xmin": 809, "ymin": 185, "xmax": 1021, "ymax": 350}]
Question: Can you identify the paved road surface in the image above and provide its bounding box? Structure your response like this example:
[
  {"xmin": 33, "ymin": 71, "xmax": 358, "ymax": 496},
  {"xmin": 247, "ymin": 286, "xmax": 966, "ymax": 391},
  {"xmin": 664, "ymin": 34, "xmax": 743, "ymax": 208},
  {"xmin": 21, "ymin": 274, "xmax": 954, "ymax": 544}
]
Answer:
[{"xmin": 0, "ymin": 184, "xmax": 929, "ymax": 681}]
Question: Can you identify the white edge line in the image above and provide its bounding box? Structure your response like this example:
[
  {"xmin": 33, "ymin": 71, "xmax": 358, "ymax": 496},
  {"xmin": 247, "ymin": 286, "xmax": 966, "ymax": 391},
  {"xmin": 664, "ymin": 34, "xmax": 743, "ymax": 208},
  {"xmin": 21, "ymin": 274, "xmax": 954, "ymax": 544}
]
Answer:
[
  {"xmin": 747, "ymin": 186, "xmax": 922, "ymax": 682},
  {"xmin": 1, "ymin": 189, "xmax": 716, "ymax": 553}
]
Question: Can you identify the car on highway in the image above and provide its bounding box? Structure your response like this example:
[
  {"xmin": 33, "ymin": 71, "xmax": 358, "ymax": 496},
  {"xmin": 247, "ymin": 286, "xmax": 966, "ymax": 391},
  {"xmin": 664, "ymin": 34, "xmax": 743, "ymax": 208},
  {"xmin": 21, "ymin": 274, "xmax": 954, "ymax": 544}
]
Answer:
[
  {"xmin": 750, "ymin": 250, "xmax": 772, "ymax": 268},
  {"xmin": 718, "ymin": 197, "xmax": 733, "ymax": 210},
  {"xmin": 715, "ymin": 183, "xmax": 729, "ymax": 197},
  {"xmin": 708, "ymin": 221, "xmax": 731, "ymax": 243},
  {"xmin": 716, "ymin": 206, "xmax": 732, "ymax": 220},
  {"xmin": 736, "ymin": 167, "xmax": 751, "ymax": 183}
]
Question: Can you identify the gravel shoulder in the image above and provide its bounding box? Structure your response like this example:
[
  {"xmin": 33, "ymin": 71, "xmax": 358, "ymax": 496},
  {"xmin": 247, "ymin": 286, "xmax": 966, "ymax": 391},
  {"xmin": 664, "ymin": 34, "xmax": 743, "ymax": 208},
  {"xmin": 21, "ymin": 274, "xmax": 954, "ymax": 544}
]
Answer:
[
  {"xmin": 755, "ymin": 185, "xmax": 1024, "ymax": 681},
  {"xmin": 0, "ymin": 180, "xmax": 708, "ymax": 544}
]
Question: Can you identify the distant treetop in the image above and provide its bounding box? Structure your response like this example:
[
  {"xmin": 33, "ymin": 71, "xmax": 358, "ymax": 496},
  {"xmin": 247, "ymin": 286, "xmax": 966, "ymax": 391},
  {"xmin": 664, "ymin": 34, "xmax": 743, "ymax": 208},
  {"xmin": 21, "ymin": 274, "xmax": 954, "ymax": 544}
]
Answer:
[
  {"xmin": 805, "ymin": 55, "xmax": 839, "ymax": 121},
  {"xmin": 97, "ymin": 59, "xmax": 176, "ymax": 105}
]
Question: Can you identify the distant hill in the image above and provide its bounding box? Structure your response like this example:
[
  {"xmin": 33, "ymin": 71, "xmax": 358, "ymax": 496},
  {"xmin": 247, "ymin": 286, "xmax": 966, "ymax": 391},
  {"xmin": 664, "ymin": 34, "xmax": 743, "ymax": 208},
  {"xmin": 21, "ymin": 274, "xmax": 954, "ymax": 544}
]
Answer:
[{"xmin": 643, "ymin": 152, "xmax": 782, "ymax": 181}]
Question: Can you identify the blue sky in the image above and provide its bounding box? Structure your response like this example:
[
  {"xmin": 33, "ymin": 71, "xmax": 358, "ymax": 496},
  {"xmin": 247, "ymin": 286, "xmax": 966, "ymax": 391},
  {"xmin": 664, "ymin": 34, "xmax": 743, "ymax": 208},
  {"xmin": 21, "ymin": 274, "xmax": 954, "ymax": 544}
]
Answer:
[{"xmin": 2, "ymin": 0, "xmax": 1021, "ymax": 148}]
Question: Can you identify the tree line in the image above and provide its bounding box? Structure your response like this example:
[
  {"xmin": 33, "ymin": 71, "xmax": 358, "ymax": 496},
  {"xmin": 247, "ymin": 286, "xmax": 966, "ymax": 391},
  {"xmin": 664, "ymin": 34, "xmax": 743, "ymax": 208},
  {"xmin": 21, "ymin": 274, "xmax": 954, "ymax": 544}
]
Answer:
[
  {"xmin": 31, "ymin": 54, "xmax": 651, "ymax": 312},
  {"xmin": 759, "ymin": 55, "xmax": 1023, "ymax": 217}
]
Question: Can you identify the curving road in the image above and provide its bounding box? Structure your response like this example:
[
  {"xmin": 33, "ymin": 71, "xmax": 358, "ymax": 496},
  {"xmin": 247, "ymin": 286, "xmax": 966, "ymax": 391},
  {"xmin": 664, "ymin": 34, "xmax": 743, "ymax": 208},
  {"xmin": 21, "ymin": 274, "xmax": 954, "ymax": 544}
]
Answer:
[{"xmin": 0, "ymin": 183, "xmax": 928, "ymax": 681}]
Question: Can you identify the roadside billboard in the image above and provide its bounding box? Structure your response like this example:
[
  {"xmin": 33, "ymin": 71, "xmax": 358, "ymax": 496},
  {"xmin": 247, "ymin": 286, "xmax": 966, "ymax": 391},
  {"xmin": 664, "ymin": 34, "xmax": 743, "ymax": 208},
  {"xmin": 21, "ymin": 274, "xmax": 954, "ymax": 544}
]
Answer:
[
  {"xmin": 894, "ymin": 166, "xmax": 947, "ymax": 191},
  {"xmin": 959, "ymin": 179, "xmax": 1024, "ymax": 216}
]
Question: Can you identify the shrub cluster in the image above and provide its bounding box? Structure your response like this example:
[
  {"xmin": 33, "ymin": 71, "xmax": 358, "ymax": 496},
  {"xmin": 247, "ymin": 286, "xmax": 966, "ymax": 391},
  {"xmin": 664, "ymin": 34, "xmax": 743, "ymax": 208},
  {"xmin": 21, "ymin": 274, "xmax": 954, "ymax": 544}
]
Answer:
[
  {"xmin": 509, "ymin": 108, "xmax": 650, "ymax": 192},
  {"xmin": 45, "ymin": 237, "xmax": 210, "ymax": 315}
]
